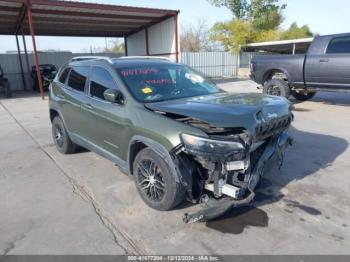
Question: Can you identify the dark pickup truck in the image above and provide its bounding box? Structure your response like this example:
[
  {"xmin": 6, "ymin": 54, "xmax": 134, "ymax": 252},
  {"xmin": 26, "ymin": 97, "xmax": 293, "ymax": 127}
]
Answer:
[{"xmin": 250, "ymin": 33, "xmax": 350, "ymax": 101}]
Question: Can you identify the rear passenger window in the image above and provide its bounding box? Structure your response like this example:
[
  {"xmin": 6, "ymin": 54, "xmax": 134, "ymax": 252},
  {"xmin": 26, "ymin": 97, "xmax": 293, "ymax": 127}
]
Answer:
[
  {"xmin": 68, "ymin": 66, "xmax": 90, "ymax": 92},
  {"xmin": 326, "ymin": 36, "xmax": 350, "ymax": 54},
  {"xmin": 58, "ymin": 68, "xmax": 70, "ymax": 84},
  {"xmin": 89, "ymin": 67, "xmax": 116, "ymax": 100}
]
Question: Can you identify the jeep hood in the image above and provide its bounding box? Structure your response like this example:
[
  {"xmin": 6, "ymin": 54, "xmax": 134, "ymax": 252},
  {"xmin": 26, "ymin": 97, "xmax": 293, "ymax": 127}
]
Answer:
[{"xmin": 145, "ymin": 92, "xmax": 292, "ymax": 134}]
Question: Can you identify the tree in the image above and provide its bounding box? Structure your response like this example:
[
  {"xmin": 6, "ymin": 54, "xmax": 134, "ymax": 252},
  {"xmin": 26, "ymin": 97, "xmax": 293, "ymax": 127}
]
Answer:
[
  {"xmin": 280, "ymin": 22, "xmax": 313, "ymax": 40},
  {"xmin": 211, "ymin": 19, "xmax": 255, "ymax": 52},
  {"xmin": 208, "ymin": 0, "xmax": 286, "ymax": 31},
  {"xmin": 250, "ymin": 0, "xmax": 286, "ymax": 31},
  {"xmin": 208, "ymin": 0, "xmax": 313, "ymax": 53},
  {"xmin": 105, "ymin": 39, "xmax": 125, "ymax": 53},
  {"xmin": 180, "ymin": 19, "xmax": 220, "ymax": 52},
  {"xmin": 209, "ymin": 0, "xmax": 249, "ymax": 19}
]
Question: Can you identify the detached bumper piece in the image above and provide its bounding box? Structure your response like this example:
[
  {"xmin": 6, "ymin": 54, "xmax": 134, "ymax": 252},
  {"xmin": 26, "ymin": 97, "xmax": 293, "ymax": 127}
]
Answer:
[
  {"xmin": 182, "ymin": 132, "xmax": 293, "ymax": 223},
  {"xmin": 183, "ymin": 192, "xmax": 255, "ymax": 223}
]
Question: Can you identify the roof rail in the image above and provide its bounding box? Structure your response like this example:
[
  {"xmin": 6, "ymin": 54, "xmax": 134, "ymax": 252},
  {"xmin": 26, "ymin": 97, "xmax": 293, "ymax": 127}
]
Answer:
[
  {"xmin": 70, "ymin": 56, "xmax": 114, "ymax": 63},
  {"xmin": 119, "ymin": 56, "xmax": 175, "ymax": 62}
]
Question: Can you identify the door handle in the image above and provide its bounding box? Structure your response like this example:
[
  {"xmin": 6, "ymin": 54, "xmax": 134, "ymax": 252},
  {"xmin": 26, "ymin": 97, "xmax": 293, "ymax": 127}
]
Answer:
[
  {"xmin": 83, "ymin": 103, "xmax": 93, "ymax": 110},
  {"xmin": 319, "ymin": 59, "xmax": 329, "ymax": 62}
]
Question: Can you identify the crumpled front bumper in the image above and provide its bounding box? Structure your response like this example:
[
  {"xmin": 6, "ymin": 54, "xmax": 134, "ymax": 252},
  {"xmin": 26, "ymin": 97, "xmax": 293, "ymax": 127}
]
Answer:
[{"xmin": 183, "ymin": 132, "xmax": 293, "ymax": 223}]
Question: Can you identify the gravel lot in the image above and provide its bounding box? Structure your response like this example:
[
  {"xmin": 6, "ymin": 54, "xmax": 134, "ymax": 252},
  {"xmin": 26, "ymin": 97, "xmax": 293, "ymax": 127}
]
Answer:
[{"xmin": 1, "ymin": 79, "xmax": 349, "ymax": 255}]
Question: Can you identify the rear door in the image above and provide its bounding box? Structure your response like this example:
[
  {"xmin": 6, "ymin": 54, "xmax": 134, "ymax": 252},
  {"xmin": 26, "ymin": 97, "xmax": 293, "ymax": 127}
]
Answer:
[
  {"xmin": 60, "ymin": 66, "xmax": 90, "ymax": 134},
  {"xmin": 305, "ymin": 35, "xmax": 350, "ymax": 89},
  {"xmin": 79, "ymin": 66, "xmax": 128, "ymax": 160}
]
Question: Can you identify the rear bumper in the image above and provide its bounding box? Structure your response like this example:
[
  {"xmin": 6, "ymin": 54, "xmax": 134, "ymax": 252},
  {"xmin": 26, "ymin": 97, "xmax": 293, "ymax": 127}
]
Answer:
[{"xmin": 182, "ymin": 132, "xmax": 293, "ymax": 223}]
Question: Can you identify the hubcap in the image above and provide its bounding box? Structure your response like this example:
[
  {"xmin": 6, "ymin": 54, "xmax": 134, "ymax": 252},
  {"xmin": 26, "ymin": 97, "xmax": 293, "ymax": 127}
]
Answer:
[
  {"xmin": 268, "ymin": 85, "xmax": 281, "ymax": 96},
  {"xmin": 137, "ymin": 159, "xmax": 166, "ymax": 202},
  {"xmin": 54, "ymin": 125, "xmax": 64, "ymax": 147}
]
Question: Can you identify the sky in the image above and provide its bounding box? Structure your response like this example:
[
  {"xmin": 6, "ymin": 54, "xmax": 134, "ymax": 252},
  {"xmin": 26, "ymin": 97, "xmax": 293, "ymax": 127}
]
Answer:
[{"xmin": 1, "ymin": 0, "xmax": 350, "ymax": 53}]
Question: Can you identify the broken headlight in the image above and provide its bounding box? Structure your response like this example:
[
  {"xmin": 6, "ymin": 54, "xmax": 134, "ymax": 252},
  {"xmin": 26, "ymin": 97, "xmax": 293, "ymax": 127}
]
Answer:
[{"xmin": 180, "ymin": 133, "xmax": 245, "ymax": 158}]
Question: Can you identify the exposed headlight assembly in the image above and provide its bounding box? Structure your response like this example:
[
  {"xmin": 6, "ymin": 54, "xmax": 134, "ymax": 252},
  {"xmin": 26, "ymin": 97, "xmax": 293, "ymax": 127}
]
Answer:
[{"xmin": 180, "ymin": 133, "xmax": 246, "ymax": 157}]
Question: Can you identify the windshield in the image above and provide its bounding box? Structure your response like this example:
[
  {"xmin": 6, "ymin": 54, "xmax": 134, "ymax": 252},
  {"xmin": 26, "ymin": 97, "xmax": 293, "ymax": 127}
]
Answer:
[{"xmin": 116, "ymin": 64, "xmax": 221, "ymax": 102}]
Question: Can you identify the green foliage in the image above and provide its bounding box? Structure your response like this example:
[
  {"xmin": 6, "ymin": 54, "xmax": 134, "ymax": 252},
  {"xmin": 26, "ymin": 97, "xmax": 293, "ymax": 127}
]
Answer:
[
  {"xmin": 208, "ymin": 0, "xmax": 285, "ymax": 30},
  {"xmin": 254, "ymin": 29, "xmax": 281, "ymax": 42},
  {"xmin": 280, "ymin": 22, "xmax": 313, "ymax": 40},
  {"xmin": 208, "ymin": 0, "xmax": 249, "ymax": 19},
  {"xmin": 250, "ymin": 0, "xmax": 286, "ymax": 31},
  {"xmin": 208, "ymin": 0, "xmax": 313, "ymax": 53},
  {"xmin": 211, "ymin": 19, "xmax": 255, "ymax": 52},
  {"xmin": 106, "ymin": 39, "xmax": 125, "ymax": 53}
]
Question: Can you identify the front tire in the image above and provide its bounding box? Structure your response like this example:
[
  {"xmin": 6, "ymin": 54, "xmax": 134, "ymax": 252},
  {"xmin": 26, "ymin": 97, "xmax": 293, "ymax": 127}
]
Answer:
[
  {"xmin": 263, "ymin": 79, "xmax": 290, "ymax": 98},
  {"xmin": 52, "ymin": 116, "xmax": 76, "ymax": 154},
  {"xmin": 292, "ymin": 91, "xmax": 317, "ymax": 101},
  {"xmin": 133, "ymin": 148, "xmax": 185, "ymax": 211}
]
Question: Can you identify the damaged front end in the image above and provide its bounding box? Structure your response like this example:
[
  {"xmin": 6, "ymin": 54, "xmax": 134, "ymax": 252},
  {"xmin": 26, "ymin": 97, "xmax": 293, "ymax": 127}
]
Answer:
[{"xmin": 171, "ymin": 116, "xmax": 294, "ymax": 223}]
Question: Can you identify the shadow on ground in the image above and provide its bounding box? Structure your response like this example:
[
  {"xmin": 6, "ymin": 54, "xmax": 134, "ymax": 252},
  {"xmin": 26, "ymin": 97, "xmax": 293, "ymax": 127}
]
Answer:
[
  {"xmin": 205, "ymin": 126, "xmax": 348, "ymax": 234},
  {"xmin": 292, "ymin": 91, "xmax": 350, "ymax": 107},
  {"xmin": 212, "ymin": 78, "xmax": 249, "ymax": 85},
  {"xmin": 0, "ymin": 90, "xmax": 47, "ymax": 100},
  {"xmin": 68, "ymin": 110, "xmax": 347, "ymax": 235}
]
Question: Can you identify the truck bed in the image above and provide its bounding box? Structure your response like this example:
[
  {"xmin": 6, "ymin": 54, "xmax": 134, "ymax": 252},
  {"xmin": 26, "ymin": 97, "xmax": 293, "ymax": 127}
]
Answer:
[{"xmin": 251, "ymin": 54, "xmax": 305, "ymax": 86}]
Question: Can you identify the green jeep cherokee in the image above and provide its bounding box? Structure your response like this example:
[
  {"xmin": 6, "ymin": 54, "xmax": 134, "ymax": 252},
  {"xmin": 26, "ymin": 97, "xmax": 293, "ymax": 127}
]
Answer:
[{"xmin": 49, "ymin": 56, "xmax": 293, "ymax": 223}]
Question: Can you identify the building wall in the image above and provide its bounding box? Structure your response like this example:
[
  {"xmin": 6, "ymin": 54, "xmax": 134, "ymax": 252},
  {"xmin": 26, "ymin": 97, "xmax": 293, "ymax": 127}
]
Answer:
[
  {"xmin": 126, "ymin": 17, "xmax": 178, "ymax": 61},
  {"xmin": 148, "ymin": 17, "xmax": 176, "ymax": 58},
  {"xmin": 126, "ymin": 30, "xmax": 147, "ymax": 56}
]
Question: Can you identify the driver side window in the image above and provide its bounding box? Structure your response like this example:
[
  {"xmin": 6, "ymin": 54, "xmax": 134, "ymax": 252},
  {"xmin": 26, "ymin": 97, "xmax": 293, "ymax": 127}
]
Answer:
[{"xmin": 89, "ymin": 67, "xmax": 117, "ymax": 100}]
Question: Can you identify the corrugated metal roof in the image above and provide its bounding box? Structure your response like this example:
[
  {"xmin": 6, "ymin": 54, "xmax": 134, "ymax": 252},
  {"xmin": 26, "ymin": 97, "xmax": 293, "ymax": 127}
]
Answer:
[
  {"xmin": 245, "ymin": 38, "xmax": 314, "ymax": 47},
  {"xmin": 0, "ymin": 0, "xmax": 179, "ymax": 37},
  {"xmin": 243, "ymin": 38, "xmax": 314, "ymax": 54}
]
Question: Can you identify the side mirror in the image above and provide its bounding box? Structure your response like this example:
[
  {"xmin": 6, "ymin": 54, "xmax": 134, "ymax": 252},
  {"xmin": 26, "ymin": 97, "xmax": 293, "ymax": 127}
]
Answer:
[{"xmin": 104, "ymin": 89, "xmax": 124, "ymax": 105}]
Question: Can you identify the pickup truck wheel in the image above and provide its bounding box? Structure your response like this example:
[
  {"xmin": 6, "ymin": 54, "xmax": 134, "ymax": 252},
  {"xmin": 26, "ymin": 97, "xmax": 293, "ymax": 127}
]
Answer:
[
  {"xmin": 263, "ymin": 79, "xmax": 290, "ymax": 98},
  {"xmin": 52, "ymin": 116, "xmax": 76, "ymax": 154},
  {"xmin": 292, "ymin": 91, "xmax": 317, "ymax": 101},
  {"xmin": 133, "ymin": 148, "xmax": 185, "ymax": 211}
]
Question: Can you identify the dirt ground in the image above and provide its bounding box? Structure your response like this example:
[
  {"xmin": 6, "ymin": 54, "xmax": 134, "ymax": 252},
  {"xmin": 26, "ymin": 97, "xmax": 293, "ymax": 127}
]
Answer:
[{"xmin": 1, "ymin": 79, "xmax": 349, "ymax": 255}]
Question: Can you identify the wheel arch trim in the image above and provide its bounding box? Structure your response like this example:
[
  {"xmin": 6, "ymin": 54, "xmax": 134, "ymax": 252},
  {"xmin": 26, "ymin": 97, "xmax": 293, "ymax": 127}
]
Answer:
[
  {"xmin": 49, "ymin": 106, "xmax": 70, "ymax": 133},
  {"xmin": 263, "ymin": 68, "xmax": 290, "ymax": 84},
  {"xmin": 127, "ymin": 135, "xmax": 180, "ymax": 183}
]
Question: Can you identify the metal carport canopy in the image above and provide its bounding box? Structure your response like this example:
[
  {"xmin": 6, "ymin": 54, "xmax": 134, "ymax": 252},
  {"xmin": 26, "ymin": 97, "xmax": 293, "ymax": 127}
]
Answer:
[
  {"xmin": 243, "ymin": 38, "xmax": 314, "ymax": 54},
  {"xmin": 0, "ymin": 0, "xmax": 180, "ymax": 99}
]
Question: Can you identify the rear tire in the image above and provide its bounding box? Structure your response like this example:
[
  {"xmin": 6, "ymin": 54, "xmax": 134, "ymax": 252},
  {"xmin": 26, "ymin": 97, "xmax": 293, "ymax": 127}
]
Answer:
[
  {"xmin": 263, "ymin": 79, "xmax": 290, "ymax": 98},
  {"xmin": 52, "ymin": 116, "xmax": 76, "ymax": 154},
  {"xmin": 292, "ymin": 91, "xmax": 317, "ymax": 101},
  {"xmin": 133, "ymin": 148, "xmax": 185, "ymax": 211}
]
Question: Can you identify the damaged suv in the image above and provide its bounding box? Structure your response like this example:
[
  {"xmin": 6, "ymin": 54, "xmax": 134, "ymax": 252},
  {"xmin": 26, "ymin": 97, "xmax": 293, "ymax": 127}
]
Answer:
[{"xmin": 49, "ymin": 56, "xmax": 293, "ymax": 223}]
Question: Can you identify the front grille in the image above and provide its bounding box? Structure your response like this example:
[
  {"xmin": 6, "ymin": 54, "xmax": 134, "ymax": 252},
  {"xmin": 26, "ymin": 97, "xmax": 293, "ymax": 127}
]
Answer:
[{"xmin": 255, "ymin": 115, "xmax": 291, "ymax": 141}]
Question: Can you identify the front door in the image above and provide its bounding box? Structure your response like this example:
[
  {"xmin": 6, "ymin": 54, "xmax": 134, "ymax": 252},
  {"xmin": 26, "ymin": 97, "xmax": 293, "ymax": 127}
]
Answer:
[
  {"xmin": 305, "ymin": 35, "xmax": 350, "ymax": 89},
  {"xmin": 79, "ymin": 66, "xmax": 129, "ymax": 161}
]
